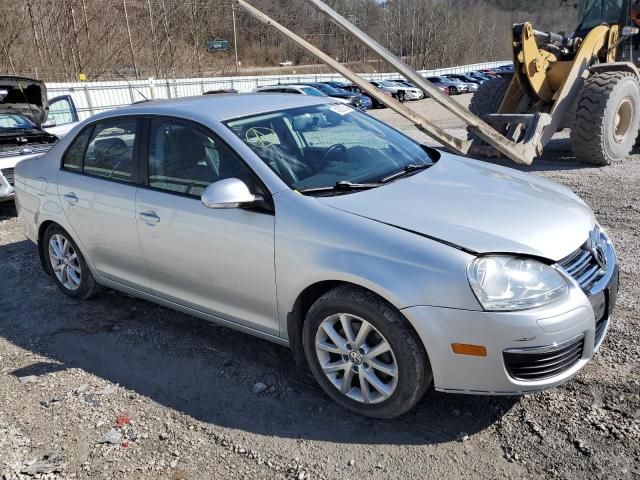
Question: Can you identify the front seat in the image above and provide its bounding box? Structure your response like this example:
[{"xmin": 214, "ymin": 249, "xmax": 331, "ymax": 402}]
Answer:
[{"xmin": 165, "ymin": 128, "xmax": 216, "ymax": 186}]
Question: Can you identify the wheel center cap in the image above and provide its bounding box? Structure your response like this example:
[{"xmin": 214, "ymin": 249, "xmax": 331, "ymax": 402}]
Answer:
[{"xmin": 349, "ymin": 351, "xmax": 363, "ymax": 365}]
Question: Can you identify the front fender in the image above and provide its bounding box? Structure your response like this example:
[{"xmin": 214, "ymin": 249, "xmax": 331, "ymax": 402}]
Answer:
[{"xmin": 273, "ymin": 190, "xmax": 481, "ymax": 338}]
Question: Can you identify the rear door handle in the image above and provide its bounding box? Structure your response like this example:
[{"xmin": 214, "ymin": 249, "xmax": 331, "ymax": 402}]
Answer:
[
  {"xmin": 139, "ymin": 210, "xmax": 160, "ymax": 225},
  {"xmin": 64, "ymin": 192, "xmax": 78, "ymax": 205}
]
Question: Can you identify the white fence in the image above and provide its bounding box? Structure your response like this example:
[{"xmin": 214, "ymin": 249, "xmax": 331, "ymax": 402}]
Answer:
[{"xmin": 47, "ymin": 61, "xmax": 510, "ymax": 120}]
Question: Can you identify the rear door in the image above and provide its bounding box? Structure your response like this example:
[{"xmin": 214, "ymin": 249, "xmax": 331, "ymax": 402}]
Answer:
[
  {"xmin": 135, "ymin": 117, "xmax": 278, "ymax": 334},
  {"xmin": 58, "ymin": 116, "xmax": 149, "ymax": 291}
]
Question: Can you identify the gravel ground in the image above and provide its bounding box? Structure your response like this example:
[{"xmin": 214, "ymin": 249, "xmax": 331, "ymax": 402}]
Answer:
[{"xmin": 0, "ymin": 95, "xmax": 639, "ymax": 479}]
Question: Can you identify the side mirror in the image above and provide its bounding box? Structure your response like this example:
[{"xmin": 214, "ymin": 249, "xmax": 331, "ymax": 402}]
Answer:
[
  {"xmin": 42, "ymin": 118, "xmax": 57, "ymax": 128},
  {"xmin": 201, "ymin": 178, "xmax": 261, "ymax": 209}
]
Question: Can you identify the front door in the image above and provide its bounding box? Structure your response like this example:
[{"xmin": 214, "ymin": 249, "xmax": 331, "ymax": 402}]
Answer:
[{"xmin": 135, "ymin": 117, "xmax": 278, "ymax": 334}]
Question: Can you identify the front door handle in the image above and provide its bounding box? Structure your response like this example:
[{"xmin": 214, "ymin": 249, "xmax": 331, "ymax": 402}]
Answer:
[
  {"xmin": 64, "ymin": 192, "xmax": 78, "ymax": 205},
  {"xmin": 139, "ymin": 210, "xmax": 160, "ymax": 225}
]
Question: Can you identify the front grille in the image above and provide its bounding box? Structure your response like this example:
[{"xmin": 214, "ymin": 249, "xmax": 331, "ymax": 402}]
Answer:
[
  {"xmin": 0, "ymin": 168, "xmax": 14, "ymax": 186},
  {"xmin": 559, "ymin": 247, "xmax": 605, "ymax": 291},
  {"xmin": 504, "ymin": 335, "xmax": 584, "ymax": 381},
  {"xmin": 0, "ymin": 143, "xmax": 54, "ymax": 159}
]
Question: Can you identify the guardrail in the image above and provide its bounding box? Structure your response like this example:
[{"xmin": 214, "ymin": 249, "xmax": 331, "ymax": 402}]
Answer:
[{"xmin": 47, "ymin": 61, "xmax": 511, "ymax": 120}]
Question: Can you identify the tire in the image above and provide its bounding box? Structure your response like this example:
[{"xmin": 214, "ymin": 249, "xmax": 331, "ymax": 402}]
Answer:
[
  {"xmin": 44, "ymin": 224, "xmax": 99, "ymax": 299},
  {"xmin": 466, "ymin": 75, "xmax": 512, "ymax": 143},
  {"xmin": 448, "ymin": 86, "xmax": 456, "ymax": 96},
  {"xmin": 302, "ymin": 285, "xmax": 431, "ymax": 418},
  {"xmin": 571, "ymin": 71, "xmax": 640, "ymax": 165}
]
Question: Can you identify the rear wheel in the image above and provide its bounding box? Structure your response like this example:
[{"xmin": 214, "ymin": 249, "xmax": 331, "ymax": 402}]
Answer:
[
  {"xmin": 302, "ymin": 285, "xmax": 431, "ymax": 418},
  {"xmin": 44, "ymin": 225, "xmax": 99, "ymax": 299},
  {"xmin": 571, "ymin": 71, "xmax": 640, "ymax": 165}
]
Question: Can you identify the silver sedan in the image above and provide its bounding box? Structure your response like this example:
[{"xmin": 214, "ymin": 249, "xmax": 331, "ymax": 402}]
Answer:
[{"xmin": 14, "ymin": 94, "xmax": 619, "ymax": 418}]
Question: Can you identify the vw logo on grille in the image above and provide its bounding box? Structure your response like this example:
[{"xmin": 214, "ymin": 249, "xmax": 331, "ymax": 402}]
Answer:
[{"xmin": 588, "ymin": 230, "xmax": 608, "ymax": 270}]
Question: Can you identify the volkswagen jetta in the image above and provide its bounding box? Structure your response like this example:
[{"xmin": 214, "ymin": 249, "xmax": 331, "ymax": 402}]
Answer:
[{"xmin": 14, "ymin": 94, "xmax": 619, "ymax": 418}]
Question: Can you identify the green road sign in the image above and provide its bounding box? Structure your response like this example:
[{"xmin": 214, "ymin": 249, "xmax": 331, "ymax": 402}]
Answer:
[{"xmin": 207, "ymin": 39, "xmax": 230, "ymax": 52}]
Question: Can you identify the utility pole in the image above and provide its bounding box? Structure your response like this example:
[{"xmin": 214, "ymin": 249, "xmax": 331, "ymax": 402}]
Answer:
[
  {"xmin": 232, "ymin": 3, "xmax": 240, "ymax": 72},
  {"xmin": 123, "ymin": 0, "xmax": 139, "ymax": 79}
]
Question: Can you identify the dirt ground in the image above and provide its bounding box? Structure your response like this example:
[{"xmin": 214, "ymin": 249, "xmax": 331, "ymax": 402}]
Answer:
[{"xmin": 1, "ymin": 95, "xmax": 639, "ymax": 480}]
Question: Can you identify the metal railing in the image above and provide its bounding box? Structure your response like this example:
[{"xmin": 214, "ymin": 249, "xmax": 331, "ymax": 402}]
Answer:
[{"xmin": 46, "ymin": 61, "xmax": 510, "ymax": 120}]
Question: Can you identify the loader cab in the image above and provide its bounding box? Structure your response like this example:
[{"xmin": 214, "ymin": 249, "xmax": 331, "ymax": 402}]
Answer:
[{"xmin": 574, "ymin": 0, "xmax": 630, "ymax": 38}]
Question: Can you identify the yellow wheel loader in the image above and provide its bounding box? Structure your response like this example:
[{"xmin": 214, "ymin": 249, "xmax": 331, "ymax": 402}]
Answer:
[{"xmin": 470, "ymin": 0, "xmax": 640, "ymax": 165}]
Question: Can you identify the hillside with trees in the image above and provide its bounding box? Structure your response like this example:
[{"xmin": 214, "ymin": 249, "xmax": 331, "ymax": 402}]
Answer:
[{"xmin": 0, "ymin": 0, "xmax": 578, "ymax": 81}]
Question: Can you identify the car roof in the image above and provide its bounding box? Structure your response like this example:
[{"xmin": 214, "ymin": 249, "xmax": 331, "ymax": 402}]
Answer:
[{"xmin": 85, "ymin": 93, "xmax": 335, "ymax": 123}]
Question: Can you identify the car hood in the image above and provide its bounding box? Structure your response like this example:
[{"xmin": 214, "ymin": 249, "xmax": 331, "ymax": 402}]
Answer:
[
  {"xmin": 317, "ymin": 155, "xmax": 594, "ymax": 261},
  {"xmin": 0, "ymin": 76, "xmax": 48, "ymax": 125}
]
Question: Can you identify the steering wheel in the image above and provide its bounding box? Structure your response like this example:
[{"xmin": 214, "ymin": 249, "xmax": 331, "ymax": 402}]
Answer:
[{"xmin": 321, "ymin": 144, "xmax": 347, "ymax": 164}]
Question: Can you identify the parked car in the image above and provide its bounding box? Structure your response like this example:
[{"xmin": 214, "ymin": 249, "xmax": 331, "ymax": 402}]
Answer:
[
  {"xmin": 15, "ymin": 93, "xmax": 619, "ymax": 418},
  {"xmin": 387, "ymin": 80, "xmax": 425, "ymax": 100},
  {"xmin": 370, "ymin": 80, "xmax": 421, "ymax": 101},
  {"xmin": 321, "ymin": 81, "xmax": 349, "ymax": 90},
  {"xmin": 293, "ymin": 82, "xmax": 371, "ymax": 110},
  {"xmin": 0, "ymin": 76, "xmax": 79, "ymax": 202},
  {"xmin": 279, "ymin": 60, "xmax": 294, "ymax": 67},
  {"xmin": 256, "ymin": 84, "xmax": 334, "ymax": 100},
  {"xmin": 425, "ymin": 76, "xmax": 469, "ymax": 95},
  {"xmin": 467, "ymin": 71, "xmax": 493, "ymax": 83},
  {"xmin": 441, "ymin": 75, "xmax": 479, "ymax": 92},
  {"xmin": 340, "ymin": 83, "xmax": 394, "ymax": 108},
  {"xmin": 367, "ymin": 81, "xmax": 403, "ymax": 101}
]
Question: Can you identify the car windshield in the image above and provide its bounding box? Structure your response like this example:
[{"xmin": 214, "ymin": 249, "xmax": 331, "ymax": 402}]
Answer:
[
  {"xmin": 0, "ymin": 113, "xmax": 36, "ymax": 130},
  {"xmin": 300, "ymin": 87, "xmax": 326, "ymax": 97},
  {"xmin": 312, "ymin": 84, "xmax": 343, "ymax": 95},
  {"xmin": 379, "ymin": 80, "xmax": 398, "ymax": 87},
  {"xmin": 225, "ymin": 104, "xmax": 434, "ymax": 192}
]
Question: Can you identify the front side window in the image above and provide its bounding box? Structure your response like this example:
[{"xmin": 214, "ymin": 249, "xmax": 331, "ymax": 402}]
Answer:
[
  {"xmin": 147, "ymin": 118, "xmax": 251, "ymax": 197},
  {"xmin": 225, "ymin": 104, "xmax": 434, "ymax": 192},
  {"xmin": 83, "ymin": 119, "xmax": 137, "ymax": 182}
]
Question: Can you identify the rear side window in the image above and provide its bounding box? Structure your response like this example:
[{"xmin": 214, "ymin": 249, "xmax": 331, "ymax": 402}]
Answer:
[
  {"xmin": 62, "ymin": 128, "xmax": 92, "ymax": 171},
  {"xmin": 83, "ymin": 119, "xmax": 137, "ymax": 182}
]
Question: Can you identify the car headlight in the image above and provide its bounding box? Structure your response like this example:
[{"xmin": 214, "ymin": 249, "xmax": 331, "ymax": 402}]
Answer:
[{"xmin": 467, "ymin": 256, "xmax": 568, "ymax": 311}]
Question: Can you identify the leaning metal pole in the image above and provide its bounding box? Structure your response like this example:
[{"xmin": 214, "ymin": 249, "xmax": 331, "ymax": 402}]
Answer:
[
  {"xmin": 305, "ymin": 0, "xmax": 552, "ymax": 165},
  {"xmin": 234, "ymin": 0, "xmax": 470, "ymax": 155}
]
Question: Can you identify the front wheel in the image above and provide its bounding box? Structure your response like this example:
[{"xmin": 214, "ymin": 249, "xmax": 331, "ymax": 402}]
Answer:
[
  {"xmin": 302, "ymin": 285, "xmax": 431, "ymax": 418},
  {"xmin": 571, "ymin": 71, "xmax": 640, "ymax": 165}
]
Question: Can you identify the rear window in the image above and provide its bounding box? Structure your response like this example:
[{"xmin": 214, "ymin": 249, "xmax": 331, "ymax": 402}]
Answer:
[{"xmin": 62, "ymin": 128, "xmax": 92, "ymax": 171}]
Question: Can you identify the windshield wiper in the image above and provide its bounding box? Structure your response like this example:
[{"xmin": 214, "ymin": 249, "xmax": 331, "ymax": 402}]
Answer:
[
  {"xmin": 298, "ymin": 180, "xmax": 381, "ymax": 194},
  {"xmin": 380, "ymin": 163, "xmax": 432, "ymax": 183}
]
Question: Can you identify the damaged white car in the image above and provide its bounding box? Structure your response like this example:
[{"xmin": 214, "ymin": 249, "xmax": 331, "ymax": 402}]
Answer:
[{"xmin": 0, "ymin": 76, "xmax": 79, "ymax": 202}]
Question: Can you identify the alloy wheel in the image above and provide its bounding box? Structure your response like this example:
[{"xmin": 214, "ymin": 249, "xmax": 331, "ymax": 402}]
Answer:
[
  {"xmin": 48, "ymin": 234, "xmax": 82, "ymax": 291},
  {"xmin": 314, "ymin": 313, "xmax": 399, "ymax": 404}
]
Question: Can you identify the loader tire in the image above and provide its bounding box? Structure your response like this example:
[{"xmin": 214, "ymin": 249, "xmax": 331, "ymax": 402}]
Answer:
[
  {"xmin": 571, "ymin": 71, "xmax": 640, "ymax": 166},
  {"xmin": 467, "ymin": 76, "xmax": 511, "ymax": 141}
]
